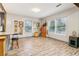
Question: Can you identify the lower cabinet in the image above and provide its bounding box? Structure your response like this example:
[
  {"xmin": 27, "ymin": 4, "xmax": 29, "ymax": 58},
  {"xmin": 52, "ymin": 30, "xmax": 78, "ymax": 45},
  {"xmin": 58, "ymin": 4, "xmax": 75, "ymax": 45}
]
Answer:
[{"xmin": 0, "ymin": 36, "xmax": 6, "ymax": 56}]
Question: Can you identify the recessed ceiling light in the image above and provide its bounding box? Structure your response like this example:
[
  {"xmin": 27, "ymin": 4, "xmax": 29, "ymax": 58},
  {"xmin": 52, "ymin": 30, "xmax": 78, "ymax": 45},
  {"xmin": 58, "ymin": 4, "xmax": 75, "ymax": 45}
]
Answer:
[{"xmin": 32, "ymin": 8, "xmax": 40, "ymax": 13}]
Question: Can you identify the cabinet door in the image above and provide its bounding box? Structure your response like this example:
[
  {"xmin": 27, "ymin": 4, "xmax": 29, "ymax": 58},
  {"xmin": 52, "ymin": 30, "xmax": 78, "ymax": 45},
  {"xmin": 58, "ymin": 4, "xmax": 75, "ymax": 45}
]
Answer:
[{"xmin": 0, "ymin": 39, "xmax": 4, "ymax": 56}]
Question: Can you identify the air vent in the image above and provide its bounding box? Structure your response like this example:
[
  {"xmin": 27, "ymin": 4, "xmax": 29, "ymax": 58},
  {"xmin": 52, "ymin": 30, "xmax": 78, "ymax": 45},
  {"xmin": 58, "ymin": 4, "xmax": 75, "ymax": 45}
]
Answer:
[{"xmin": 56, "ymin": 4, "xmax": 62, "ymax": 7}]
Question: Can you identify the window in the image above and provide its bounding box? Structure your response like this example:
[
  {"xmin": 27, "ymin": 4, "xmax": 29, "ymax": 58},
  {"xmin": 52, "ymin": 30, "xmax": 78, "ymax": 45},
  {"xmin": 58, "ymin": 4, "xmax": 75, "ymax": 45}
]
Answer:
[
  {"xmin": 0, "ymin": 15, "xmax": 2, "ymax": 31},
  {"xmin": 56, "ymin": 18, "xmax": 66, "ymax": 34},
  {"xmin": 0, "ymin": 14, "xmax": 4, "ymax": 32},
  {"xmin": 0, "ymin": 15, "xmax": 1, "ymax": 26},
  {"xmin": 25, "ymin": 20, "xmax": 32, "ymax": 32},
  {"xmin": 48, "ymin": 17, "xmax": 66, "ymax": 35},
  {"xmin": 0, "ymin": 16, "xmax": 2, "ymax": 26},
  {"xmin": 33, "ymin": 22, "xmax": 40, "ymax": 32},
  {"xmin": 49, "ymin": 20, "xmax": 55, "ymax": 32}
]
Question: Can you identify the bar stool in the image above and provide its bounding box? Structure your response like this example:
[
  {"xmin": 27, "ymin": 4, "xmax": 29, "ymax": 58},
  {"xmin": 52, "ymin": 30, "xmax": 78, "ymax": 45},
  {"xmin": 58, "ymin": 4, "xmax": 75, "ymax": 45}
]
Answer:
[{"xmin": 11, "ymin": 33, "xmax": 19, "ymax": 49}]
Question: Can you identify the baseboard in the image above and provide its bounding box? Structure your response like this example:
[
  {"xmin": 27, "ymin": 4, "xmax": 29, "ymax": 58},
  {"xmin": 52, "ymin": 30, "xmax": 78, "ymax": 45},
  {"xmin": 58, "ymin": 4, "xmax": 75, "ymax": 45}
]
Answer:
[
  {"xmin": 47, "ymin": 36, "xmax": 68, "ymax": 44},
  {"xmin": 18, "ymin": 36, "xmax": 33, "ymax": 39},
  {"xmin": 19, "ymin": 36, "xmax": 68, "ymax": 44}
]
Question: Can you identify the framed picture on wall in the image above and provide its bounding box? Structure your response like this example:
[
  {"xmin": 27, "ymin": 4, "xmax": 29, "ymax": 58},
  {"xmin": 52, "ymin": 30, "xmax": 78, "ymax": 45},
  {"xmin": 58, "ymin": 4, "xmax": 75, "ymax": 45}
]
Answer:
[
  {"xmin": 19, "ymin": 21, "xmax": 24, "ymax": 34},
  {"xmin": 19, "ymin": 21, "xmax": 23, "ymax": 28},
  {"xmin": 14, "ymin": 20, "xmax": 18, "ymax": 33}
]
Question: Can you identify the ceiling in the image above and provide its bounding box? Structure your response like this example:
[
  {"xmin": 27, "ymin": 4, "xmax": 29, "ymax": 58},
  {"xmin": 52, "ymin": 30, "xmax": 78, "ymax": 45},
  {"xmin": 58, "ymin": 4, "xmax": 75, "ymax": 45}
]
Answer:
[{"xmin": 2, "ymin": 3, "xmax": 75, "ymax": 18}]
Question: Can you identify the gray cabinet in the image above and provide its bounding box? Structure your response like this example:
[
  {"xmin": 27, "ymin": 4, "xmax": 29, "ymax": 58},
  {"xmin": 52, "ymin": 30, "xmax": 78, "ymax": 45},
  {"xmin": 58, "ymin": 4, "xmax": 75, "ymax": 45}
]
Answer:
[{"xmin": 69, "ymin": 36, "xmax": 79, "ymax": 48}]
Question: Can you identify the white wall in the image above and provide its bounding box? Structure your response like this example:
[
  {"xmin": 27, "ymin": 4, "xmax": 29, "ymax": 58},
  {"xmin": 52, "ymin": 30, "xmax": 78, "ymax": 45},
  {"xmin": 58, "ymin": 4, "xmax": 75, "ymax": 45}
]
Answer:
[
  {"xmin": 43, "ymin": 7, "xmax": 79, "ymax": 42},
  {"xmin": 0, "ymin": 6, "xmax": 79, "ymax": 43},
  {"xmin": 6, "ymin": 13, "xmax": 40, "ymax": 38}
]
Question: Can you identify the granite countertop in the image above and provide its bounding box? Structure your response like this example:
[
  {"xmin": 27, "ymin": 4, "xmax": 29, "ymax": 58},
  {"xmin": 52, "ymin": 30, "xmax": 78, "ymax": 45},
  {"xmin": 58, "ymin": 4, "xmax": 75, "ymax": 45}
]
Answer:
[
  {"xmin": 0, "ymin": 32, "xmax": 13, "ymax": 35},
  {"xmin": 0, "ymin": 32, "xmax": 20, "ymax": 36},
  {"xmin": 0, "ymin": 36, "xmax": 6, "ymax": 39}
]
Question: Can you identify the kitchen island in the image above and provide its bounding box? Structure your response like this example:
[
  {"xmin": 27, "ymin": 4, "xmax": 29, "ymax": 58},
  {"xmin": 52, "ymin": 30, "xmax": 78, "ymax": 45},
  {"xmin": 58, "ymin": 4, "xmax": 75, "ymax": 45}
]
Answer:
[{"xmin": 0, "ymin": 33, "xmax": 20, "ymax": 56}]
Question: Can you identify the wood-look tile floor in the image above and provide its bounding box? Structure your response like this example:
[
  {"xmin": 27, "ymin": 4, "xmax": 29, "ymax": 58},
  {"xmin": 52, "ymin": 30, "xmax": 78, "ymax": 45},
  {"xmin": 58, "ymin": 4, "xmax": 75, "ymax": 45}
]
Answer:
[{"xmin": 7, "ymin": 37, "xmax": 79, "ymax": 56}]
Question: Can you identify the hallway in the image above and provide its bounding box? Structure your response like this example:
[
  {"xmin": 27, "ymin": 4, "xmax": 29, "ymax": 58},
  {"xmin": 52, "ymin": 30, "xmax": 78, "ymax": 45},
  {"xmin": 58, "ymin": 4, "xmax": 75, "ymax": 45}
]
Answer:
[{"xmin": 7, "ymin": 37, "xmax": 79, "ymax": 56}]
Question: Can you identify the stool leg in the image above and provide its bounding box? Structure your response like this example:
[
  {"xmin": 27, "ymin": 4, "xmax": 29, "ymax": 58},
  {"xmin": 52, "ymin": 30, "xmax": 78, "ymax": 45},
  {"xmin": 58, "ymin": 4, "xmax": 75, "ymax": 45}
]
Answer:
[
  {"xmin": 16, "ymin": 40, "xmax": 19, "ymax": 48},
  {"xmin": 11, "ymin": 40, "xmax": 13, "ymax": 50}
]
